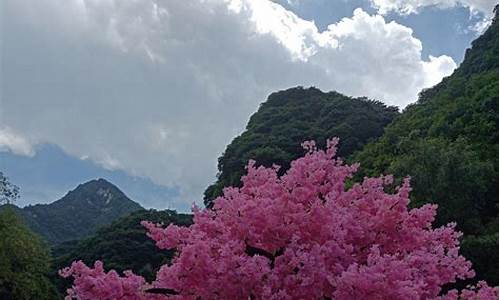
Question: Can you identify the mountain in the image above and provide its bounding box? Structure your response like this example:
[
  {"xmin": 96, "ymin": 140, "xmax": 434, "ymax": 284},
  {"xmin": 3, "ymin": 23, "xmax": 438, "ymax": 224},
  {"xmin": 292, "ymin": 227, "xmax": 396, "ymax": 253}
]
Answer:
[
  {"xmin": 204, "ymin": 87, "xmax": 399, "ymax": 207},
  {"xmin": 353, "ymin": 7, "xmax": 498, "ymax": 285},
  {"xmin": 51, "ymin": 209, "xmax": 192, "ymax": 295},
  {"xmin": 2, "ymin": 179, "xmax": 143, "ymax": 245}
]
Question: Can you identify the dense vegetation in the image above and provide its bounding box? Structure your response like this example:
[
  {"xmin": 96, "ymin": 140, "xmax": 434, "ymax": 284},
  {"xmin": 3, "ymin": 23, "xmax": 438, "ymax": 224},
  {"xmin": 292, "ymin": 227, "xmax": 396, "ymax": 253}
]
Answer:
[
  {"xmin": 353, "ymin": 8, "xmax": 499, "ymax": 285},
  {"xmin": 52, "ymin": 209, "xmax": 192, "ymax": 288},
  {"xmin": 0, "ymin": 207, "xmax": 59, "ymax": 299},
  {"xmin": 1, "ymin": 179, "xmax": 144, "ymax": 245},
  {"xmin": 0, "ymin": 173, "xmax": 58, "ymax": 299},
  {"xmin": 204, "ymin": 88, "xmax": 399, "ymax": 206}
]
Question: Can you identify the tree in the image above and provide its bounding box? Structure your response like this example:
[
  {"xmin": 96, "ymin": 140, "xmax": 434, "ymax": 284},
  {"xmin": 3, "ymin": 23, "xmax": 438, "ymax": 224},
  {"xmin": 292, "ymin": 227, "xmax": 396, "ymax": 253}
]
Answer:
[
  {"xmin": 0, "ymin": 207, "xmax": 59, "ymax": 299},
  {"xmin": 61, "ymin": 139, "xmax": 497, "ymax": 299},
  {"xmin": 0, "ymin": 173, "xmax": 59, "ymax": 299},
  {"xmin": 0, "ymin": 172, "xmax": 19, "ymax": 204}
]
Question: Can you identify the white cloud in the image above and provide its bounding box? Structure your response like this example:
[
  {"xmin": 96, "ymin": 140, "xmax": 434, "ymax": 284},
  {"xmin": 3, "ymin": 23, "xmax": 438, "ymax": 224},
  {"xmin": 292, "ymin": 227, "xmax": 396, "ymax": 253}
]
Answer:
[
  {"xmin": 0, "ymin": 127, "xmax": 35, "ymax": 157},
  {"xmin": 2, "ymin": 0, "xmax": 456, "ymax": 208},
  {"xmin": 422, "ymin": 55, "xmax": 457, "ymax": 86},
  {"xmin": 368, "ymin": 0, "xmax": 497, "ymax": 35},
  {"xmin": 467, "ymin": 10, "xmax": 494, "ymax": 33},
  {"xmin": 369, "ymin": 0, "xmax": 497, "ymax": 15}
]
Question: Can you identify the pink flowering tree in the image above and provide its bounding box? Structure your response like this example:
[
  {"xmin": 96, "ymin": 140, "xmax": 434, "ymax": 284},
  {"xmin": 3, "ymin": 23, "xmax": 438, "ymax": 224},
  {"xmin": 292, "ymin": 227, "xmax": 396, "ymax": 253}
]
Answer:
[{"xmin": 61, "ymin": 139, "xmax": 498, "ymax": 299}]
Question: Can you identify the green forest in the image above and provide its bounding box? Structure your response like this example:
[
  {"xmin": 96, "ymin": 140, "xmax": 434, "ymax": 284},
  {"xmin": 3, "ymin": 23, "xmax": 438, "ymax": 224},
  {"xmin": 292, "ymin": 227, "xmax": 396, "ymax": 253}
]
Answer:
[
  {"xmin": 354, "ymin": 11, "xmax": 499, "ymax": 285},
  {"xmin": 204, "ymin": 89, "xmax": 399, "ymax": 206}
]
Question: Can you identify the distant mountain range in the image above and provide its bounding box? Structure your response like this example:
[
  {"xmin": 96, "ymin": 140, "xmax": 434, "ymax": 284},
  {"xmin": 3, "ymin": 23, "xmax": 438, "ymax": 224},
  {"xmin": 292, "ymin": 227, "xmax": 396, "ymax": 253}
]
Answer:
[{"xmin": 1, "ymin": 179, "xmax": 143, "ymax": 245}]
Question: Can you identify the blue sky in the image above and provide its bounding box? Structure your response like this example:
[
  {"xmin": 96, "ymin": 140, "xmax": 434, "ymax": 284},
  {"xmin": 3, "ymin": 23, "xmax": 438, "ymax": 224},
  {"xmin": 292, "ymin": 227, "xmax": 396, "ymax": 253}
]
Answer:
[
  {"xmin": 276, "ymin": 0, "xmax": 485, "ymax": 62},
  {"xmin": 1, "ymin": 0, "xmax": 496, "ymax": 211}
]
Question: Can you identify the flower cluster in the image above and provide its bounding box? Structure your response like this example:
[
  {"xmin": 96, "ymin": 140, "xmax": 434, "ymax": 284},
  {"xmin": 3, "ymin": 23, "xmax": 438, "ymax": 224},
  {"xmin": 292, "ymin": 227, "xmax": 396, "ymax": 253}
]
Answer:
[{"xmin": 61, "ymin": 139, "xmax": 498, "ymax": 299}]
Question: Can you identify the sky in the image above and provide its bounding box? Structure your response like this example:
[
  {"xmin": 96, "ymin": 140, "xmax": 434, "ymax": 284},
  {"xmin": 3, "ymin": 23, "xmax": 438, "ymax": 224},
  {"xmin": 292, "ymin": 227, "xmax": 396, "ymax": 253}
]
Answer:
[{"xmin": 0, "ymin": 0, "xmax": 497, "ymax": 212}]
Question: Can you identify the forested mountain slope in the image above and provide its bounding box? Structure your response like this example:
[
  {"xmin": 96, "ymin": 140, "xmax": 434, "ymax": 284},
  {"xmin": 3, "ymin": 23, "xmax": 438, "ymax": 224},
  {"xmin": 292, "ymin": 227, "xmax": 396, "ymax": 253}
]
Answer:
[
  {"xmin": 204, "ymin": 87, "xmax": 399, "ymax": 206},
  {"xmin": 1, "ymin": 179, "xmax": 143, "ymax": 245},
  {"xmin": 0, "ymin": 207, "xmax": 59, "ymax": 299},
  {"xmin": 353, "ymin": 7, "xmax": 499, "ymax": 285}
]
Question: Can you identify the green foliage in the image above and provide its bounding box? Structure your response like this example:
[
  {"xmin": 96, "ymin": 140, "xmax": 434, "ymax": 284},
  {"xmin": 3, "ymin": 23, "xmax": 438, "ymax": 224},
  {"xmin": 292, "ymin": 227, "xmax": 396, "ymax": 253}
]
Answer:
[
  {"xmin": 52, "ymin": 209, "xmax": 192, "ymax": 294},
  {"xmin": 8, "ymin": 178, "xmax": 144, "ymax": 245},
  {"xmin": 204, "ymin": 87, "xmax": 399, "ymax": 207},
  {"xmin": 0, "ymin": 207, "xmax": 59, "ymax": 300},
  {"xmin": 353, "ymin": 9, "xmax": 499, "ymax": 285},
  {"xmin": 461, "ymin": 233, "xmax": 499, "ymax": 286}
]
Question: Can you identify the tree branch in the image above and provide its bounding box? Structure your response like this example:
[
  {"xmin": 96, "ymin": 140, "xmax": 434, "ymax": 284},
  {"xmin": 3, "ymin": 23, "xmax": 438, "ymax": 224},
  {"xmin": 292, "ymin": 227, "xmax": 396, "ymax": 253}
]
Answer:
[{"xmin": 145, "ymin": 288, "xmax": 180, "ymax": 296}]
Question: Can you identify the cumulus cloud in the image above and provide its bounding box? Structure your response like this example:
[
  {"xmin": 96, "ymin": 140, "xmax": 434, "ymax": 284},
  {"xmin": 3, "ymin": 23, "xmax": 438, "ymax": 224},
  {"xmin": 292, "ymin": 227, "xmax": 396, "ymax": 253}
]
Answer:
[
  {"xmin": 2, "ymin": 0, "xmax": 456, "ymax": 208},
  {"xmin": 369, "ymin": 0, "xmax": 497, "ymax": 16}
]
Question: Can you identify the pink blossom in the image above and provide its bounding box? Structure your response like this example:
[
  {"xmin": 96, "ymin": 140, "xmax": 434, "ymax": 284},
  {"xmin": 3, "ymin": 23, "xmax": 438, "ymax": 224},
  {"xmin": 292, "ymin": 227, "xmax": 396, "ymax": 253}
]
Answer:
[{"xmin": 62, "ymin": 138, "xmax": 498, "ymax": 299}]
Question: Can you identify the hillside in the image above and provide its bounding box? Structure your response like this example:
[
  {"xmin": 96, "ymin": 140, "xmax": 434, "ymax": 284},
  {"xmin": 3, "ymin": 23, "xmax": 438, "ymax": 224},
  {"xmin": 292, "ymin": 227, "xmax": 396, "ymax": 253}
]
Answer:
[
  {"xmin": 52, "ymin": 209, "xmax": 192, "ymax": 295},
  {"xmin": 0, "ymin": 207, "xmax": 59, "ymax": 299},
  {"xmin": 2, "ymin": 179, "xmax": 143, "ymax": 245},
  {"xmin": 204, "ymin": 87, "xmax": 399, "ymax": 206},
  {"xmin": 353, "ymin": 8, "xmax": 498, "ymax": 285}
]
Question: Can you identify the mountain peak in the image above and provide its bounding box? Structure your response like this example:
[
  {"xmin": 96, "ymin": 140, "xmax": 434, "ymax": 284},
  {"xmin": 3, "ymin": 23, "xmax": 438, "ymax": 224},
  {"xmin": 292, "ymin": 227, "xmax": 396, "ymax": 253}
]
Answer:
[
  {"xmin": 16, "ymin": 179, "xmax": 143, "ymax": 245},
  {"xmin": 65, "ymin": 178, "xmax": 127, "ymax": 208},
  {"xmin": 75, "ymin": 178, "xmax": 120, "ymax": 192},
  {"xmin": 204, "ymin": 86, "xmax": 399, "ymax": 205},
  {"xmin": 455, "ymin": 6, "xmax": 498, "ymax": 77}
]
